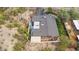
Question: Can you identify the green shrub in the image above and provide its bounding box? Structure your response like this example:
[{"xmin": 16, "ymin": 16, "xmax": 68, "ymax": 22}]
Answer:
[
  {"xmin": 13, "ymin": 26, "xmax": 29, "ymax": 51},
  {"xmin": 45, "ymin": 7, "xmax": 53, "ymax": 14},
  {"xmin": 57, "ymin": 9, "xmax": 70, "ymax": 21},
  {"xmin": 6, "ymin": 21, "xmax": 20, "ymax": 28},
  {"xmin": 18, "ymin": 27, "xmax": 29, "ymax": 40},
  {"xmin": 0, "ymin": 19, "xmax": 5, "ymax": 25},
  {"xmin": 0, "ymin": 25, "xmax": 2, "ymax": 28},
  {"xmin": 69, "ymin": 8, "xmax": 79, "ymax": 20},
  {"xmin": 13, "ymin": 33, "xmax": 19, "ymax": 39},
  {"xmin": 56, "ymin": 36, "xmax": 71, "ymax": 51},
  {"xmin": 13, "ymin": 21, "xmax": 20, "ymax": 27},
  {"xmin": 56, "ymin": 17, "xmax": 66, "ymax": 36},
  {"xmin": 13, "ymin": 42, "xmax": 24, "ymax": 51},
  {"xmin": 6, "ymin": 23, "xmax": 14, "ymax": 28}
]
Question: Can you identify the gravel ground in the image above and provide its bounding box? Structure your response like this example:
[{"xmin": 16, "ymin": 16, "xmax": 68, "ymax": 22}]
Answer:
[
  {"xmin": 25, "ymin": 41, "xmax": 57, "ymax": 51},
  {"xmin": 0, "ymin": 25, "xmax": 18, "ymax": 51}
]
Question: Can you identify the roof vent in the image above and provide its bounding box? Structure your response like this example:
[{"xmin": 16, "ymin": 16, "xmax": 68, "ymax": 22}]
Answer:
[
  {"xmin": 43, "ymin": 16, "xmax": 46, "ymax": 18},
  {"xmin": 41, "ymin": 23, "xmax": 44, "ymax": 26}
]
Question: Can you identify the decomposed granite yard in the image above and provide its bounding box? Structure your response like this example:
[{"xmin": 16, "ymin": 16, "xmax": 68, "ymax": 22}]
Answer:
[{"xmin": 0, "ymin": 25, "xmax": 18, "ymax": 51}]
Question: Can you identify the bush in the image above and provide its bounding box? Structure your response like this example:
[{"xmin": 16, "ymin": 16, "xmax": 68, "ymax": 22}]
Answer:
[
  {"xmin": 45, "ymin": 7, "xmax": 53, "ymax": 14},
  {"xmin": 13, "ymin": 21, "xmax": 20, "ymax": 27},
  {"xmin": 77, "ymin": 42, "xmax": 79, "ymax": 51},
  {"xmin": 56, "ymin": 36, "xmax": 71, "ymax": 51},
  {"xmin": 56, "ymin": 17, "xmax": 66, "ymax": 36},
  {"xmin": 17, "ymin": 8, "xmax": 27, "ymax": 13},
  {"xmin": 6, "ymin": 21, "xmax": 20, "ymax": 28},
  {"xmin": 6, "ymin": 23, "xmax": 14, "ymax": 28},
  {"xmin": 0, "ymin": 19, "xmax": 5, "ymax": 25},
  {"xmin": 8, "ymin": 8, "xmax": 27, "ymax": 16},
  {"xmin": 0, "ymin": 25, "xmax": 2, "ymax": 28},
  {"xmin": 13, "ymin": 33, "xmax": 19, "ymax": 39},
  {"xmin": 13, "ymin": 42, "xmax": 24, "ymax": 51},
  {"xmin": 69, "ymin": 8, "xmax": 79, "ymax": 20},
  {"xmin": 18, "ymin": 26, "xmax": 29, "ymax": 40},
  {"xmin": 0, "ymin": 15, "xmax": 5, "ymax": 19},
  {"xmin": 13, "ymin": 26, "xmax": 29, "ymax": 51},
  {"xmin": 57, "ymin": 9, "xmax": 70, "ymax": 22}
]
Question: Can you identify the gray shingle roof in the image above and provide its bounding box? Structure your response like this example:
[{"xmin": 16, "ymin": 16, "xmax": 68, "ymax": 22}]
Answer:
[{"xmin": 31, "ymin": 14, "xmax": 59, "ymax": 37}]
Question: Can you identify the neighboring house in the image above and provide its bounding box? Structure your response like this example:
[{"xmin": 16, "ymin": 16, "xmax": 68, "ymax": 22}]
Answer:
[
  {"xmin": 72, "ymin": 20, "xmax": 79, "ymax": 41},
  {"xmin": 29, "ymin": 14, "xmax": 59, "ymax": 43}
]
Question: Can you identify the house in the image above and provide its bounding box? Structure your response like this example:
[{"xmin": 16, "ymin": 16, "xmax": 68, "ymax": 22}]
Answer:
[
  {"xmin": 29, "ymin": 14, "xmax": 59, "ymax": 43},
  {"xmin": 73, "ymin": 20, "xmax": 79, "ymax": 41}
]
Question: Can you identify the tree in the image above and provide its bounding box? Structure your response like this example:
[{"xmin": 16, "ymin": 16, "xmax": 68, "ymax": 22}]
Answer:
[
  {"xmin": 58, "ymin": 8, "xmax": 70, "ymax": 21},
  {"xmin": 45, "ymin": 7, "xmax": 53, "ymax": 14},
  {"xmin": 69, "ymin": 8, "xmax": 79, "ymax": 20}
]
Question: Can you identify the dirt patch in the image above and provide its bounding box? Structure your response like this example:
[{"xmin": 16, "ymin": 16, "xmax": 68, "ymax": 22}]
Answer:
[{"xmin": 25, "ymin": 41, "xmax": 57, "ymax": 51}]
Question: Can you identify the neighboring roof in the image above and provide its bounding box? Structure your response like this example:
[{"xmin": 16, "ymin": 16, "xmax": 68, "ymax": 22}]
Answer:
[
  {"xmin": 77, "ymin": 35, "xmax": 79, "ymax": 40},
  {"xmin": 31, "ymin": 14, "xmax": 59, "ymax": 37},
  {"xmin": 73, "ymin": 20, "xmax": 79, "ymax": 30}
]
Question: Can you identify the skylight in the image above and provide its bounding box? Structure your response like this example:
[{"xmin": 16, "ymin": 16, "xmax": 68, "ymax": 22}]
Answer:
[{"xmin": 33, "ymin": 21, "xmax": 40, "ymax": 29}]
